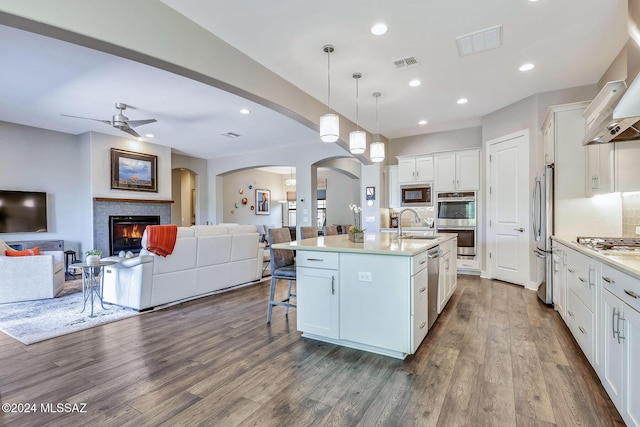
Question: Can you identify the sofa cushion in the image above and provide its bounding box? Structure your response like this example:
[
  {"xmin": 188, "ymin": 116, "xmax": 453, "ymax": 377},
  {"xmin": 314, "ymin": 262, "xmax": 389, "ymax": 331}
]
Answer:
[
  {"xmin": 5, "ymin": 247, "xmax": 41, "ymax": 256},
  {"xmin": 231, "ymin": 233, "xmax": 259, "ymax": 261},
  {"xmin": 228, "ymin": 225, "xmax": 258, "ymax": 234},
  {"xmin": 192, "ymin": 225, "xmax": 228, "ymax": 236},
  {"xmin": 196, "ymin": 235, "xmax": 232, "ymax": 267}
]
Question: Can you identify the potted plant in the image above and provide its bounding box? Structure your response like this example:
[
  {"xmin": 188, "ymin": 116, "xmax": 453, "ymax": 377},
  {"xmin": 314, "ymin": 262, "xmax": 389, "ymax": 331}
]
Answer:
[
  {"xmin": 348, "ymin": 204, "xmax": 365, "ymax": 243},
  {"xmin": 85, "ymin": 249, "xmax": 102, "ymax": 264}
]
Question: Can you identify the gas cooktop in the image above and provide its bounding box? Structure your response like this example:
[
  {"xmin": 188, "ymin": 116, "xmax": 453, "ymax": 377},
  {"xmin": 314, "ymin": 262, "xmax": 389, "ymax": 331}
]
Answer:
[{"xmin": 576, "ymin": 236, "xmax": 640, "ymax": 253}]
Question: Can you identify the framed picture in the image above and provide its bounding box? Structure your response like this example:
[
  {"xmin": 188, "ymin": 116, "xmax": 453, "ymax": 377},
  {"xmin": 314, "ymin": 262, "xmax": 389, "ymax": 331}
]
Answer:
[
  {"xmin": 111, "ymin": 148, "xmax": 157, "ymax": 192},
  {"xmin": 366, "ymin": 186, "xmax": 375, "ymax": 201},
  {"xmin": 255, "ymin": 189, "xmax": 271, "ymax": 215}
]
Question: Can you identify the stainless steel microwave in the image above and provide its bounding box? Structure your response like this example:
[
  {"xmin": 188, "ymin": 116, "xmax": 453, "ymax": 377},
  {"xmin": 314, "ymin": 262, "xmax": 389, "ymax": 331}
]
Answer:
[{"xmin": 400, "ymin": 184, "xmax": 432, "ymax": 207}]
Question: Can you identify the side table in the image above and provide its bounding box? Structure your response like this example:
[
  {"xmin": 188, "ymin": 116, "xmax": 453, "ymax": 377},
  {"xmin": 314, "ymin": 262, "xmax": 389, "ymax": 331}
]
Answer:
[{"xmin": 72, "ymin": 260, "xmax": 117, "ymax": 317}]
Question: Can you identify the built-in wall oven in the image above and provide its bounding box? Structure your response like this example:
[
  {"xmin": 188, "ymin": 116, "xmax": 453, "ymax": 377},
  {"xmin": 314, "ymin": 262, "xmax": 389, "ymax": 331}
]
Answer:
[{"xmin": 436, "ymin": 191, "xmax": 476, "ymax": 257}]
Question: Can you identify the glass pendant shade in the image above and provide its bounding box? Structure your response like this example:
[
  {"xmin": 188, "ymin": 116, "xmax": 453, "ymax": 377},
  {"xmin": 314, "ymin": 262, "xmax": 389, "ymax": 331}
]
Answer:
[
  {"xmin": 349, "ymin": 130, "xmax": 366, "ymax": 154},
  {"xmin": 370, "ymin": 140, "xmax": 385, "ymax": 162},
  {"xmin": 320, "ymin": 113, "xmax": 339, "ymax": 143}
]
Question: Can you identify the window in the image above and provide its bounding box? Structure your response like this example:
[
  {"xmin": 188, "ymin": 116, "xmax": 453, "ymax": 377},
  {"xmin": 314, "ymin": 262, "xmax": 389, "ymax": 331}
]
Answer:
[{"xmin": 317, "ymin": 199, "xmax": 326, "ymax": 229}]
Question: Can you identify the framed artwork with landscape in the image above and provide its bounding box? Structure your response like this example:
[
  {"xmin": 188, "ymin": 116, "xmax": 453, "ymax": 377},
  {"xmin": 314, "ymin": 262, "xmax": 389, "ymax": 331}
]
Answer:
[
  {"xmin": 111, "ymin": 148, "xmax": 158, "ymax": 192},
  {"xmin": 255, "ymin": 189, "xmax": 270, "ymax": 215}
]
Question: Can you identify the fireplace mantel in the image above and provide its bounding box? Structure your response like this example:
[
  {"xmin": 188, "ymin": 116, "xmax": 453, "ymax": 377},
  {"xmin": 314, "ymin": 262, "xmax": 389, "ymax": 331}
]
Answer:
[{"xmin": 94, "ymin": 197, "xmax": 174, "ymax": 204}]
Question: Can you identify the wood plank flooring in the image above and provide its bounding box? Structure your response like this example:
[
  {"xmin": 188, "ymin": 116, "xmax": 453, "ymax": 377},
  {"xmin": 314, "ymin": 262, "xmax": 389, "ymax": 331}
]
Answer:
[{"xmin": 0, "ymin": 275, "xmax": 625, "ymax": 426}]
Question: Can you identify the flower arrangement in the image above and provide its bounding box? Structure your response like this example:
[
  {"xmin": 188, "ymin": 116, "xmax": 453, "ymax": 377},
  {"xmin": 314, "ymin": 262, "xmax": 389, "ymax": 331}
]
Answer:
[{"xmin": 348, "ymin": 203, "xmax": 365, "ymax": 234}]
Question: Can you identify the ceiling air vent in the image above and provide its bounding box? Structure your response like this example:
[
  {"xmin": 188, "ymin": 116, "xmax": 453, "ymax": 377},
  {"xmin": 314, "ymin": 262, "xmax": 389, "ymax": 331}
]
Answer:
[
  {"xmin": 221, "ymin": 132, "xmax": 241, "ymax": 138},
  {"xmin": 393, "ymin": 56, "xmax": 419, "ymax": 70},
  {"xmin": 455, "ymin": 24, "xmax": 503, "ymax": 57}
]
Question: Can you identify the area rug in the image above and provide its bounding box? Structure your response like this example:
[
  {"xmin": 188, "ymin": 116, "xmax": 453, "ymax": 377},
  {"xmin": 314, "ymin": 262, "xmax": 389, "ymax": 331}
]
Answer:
[{"xmin": 0, "ymin": 280, "xmax": 139, "ymax": 345}]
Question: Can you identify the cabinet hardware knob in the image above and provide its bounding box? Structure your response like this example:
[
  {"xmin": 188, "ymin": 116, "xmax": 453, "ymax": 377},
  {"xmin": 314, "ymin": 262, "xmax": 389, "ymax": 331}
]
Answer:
[
  {"xmin": 419, "ymin": 321, "xmax": 426, "ymax": 329},
  {"xmin": 579, "ymin": 326, "xmax": 586, "ymax": 334},
  {"xmin": 568, "ymin": 310, "xmax": 574, "ymax": 317},
  {"xmin": 419, "ymin": 286, "xmax": 426, "ymax": 292}
]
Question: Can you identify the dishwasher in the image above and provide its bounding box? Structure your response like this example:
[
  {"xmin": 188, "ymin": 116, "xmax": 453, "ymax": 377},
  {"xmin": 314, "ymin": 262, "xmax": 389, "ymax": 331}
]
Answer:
[{"xmin": 427, "ymin": 246, "xmax": 443, "ymax": 330}]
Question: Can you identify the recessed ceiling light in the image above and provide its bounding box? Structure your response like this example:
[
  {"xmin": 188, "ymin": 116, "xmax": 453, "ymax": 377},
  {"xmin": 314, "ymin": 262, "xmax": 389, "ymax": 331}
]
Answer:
[
  {"xmin": 457, "ymin": 98, "xmax": 468, "ymax": 104},
  {"xmin": 240, "ymin": 108, "xmax": 251, "ymax": 114},
  {"xmin": 528, "ymin": 0, "xmax": 539, "ymax": 2},
  {"xmin": 371, "ymin": 23, "xmax": 388, "ymax": 35},
  {"xmin": 409, "ymin": 79, "xmax": 421, "ymax": 87},
  {"xmin": 419, "ymin": 120, "xmax": 428, "ymax": 125},
  {"xmin": 145, "ymin": 133, "xmax": 154, "ymax": 138},
  {"xmin": 519, "ymin": 63, "xmax": 535, "ymax": 72}
]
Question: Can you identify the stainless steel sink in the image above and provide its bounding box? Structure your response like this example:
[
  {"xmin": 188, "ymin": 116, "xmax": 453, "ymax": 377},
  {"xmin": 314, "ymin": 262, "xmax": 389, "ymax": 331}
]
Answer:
[{"xmin": 400, "ymin": 233, "xmax": 437, "ymax": 240}]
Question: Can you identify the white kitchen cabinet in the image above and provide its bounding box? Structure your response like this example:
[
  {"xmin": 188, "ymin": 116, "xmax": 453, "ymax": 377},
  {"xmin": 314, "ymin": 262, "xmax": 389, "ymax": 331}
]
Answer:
[
  {"xmin": 615, "ymin": 142, "xmax": 640, "ymax": 193},
  {"xmin": 599, "ymin": 262, "xmax": 640, "ymax": 427},
  {"xmin": 543, "ymin": 113, "xmax": 555, "ymax": 165},
  {"xmin": 586, "ymin": 144, "xmax": 615, "ymax": 196},
  {"xmin": 296, "ymin": 251, "xmax": 339, "ymax": 339},
  {"xmin": 437, "ymin": 238, "xmax": 457, "ymax": 314},
  {"xmin": 384, "ymin": 165, "xmax": 401, "ymax": 208},
  {"xmin": 545, "ymin": 102, "xmax": 590, "ymax": 200},
  {"xmin": 398, "ymin": 155, "xmax": 433, "ymax": 184},
  {"xmin": 564, "ymin": 245, "xmax": 598, "ymax": 366},
  {"xmin": 552, "ymin": 245, "xmax": 567, "ymax": 320},
  {"xmin": 433, "ymin": 149, "xmax": 479, "ymax": 191}
]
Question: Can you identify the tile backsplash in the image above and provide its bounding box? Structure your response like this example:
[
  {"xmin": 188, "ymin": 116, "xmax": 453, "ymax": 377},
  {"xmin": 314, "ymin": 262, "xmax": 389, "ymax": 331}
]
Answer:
[
  {"xmin": 622, "ymin": 194, "xmax": 640, "ymax": 237},
  {"xmin": 390, "ymin": 206, "xmax": 435, "ymax": 227}
]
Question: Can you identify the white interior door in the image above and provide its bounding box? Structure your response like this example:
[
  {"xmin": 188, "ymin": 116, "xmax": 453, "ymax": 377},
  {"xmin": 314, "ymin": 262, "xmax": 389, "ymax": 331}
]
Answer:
[{"xmin": 487, "ymin": 131, "xmax": 530, "ymax": 286}]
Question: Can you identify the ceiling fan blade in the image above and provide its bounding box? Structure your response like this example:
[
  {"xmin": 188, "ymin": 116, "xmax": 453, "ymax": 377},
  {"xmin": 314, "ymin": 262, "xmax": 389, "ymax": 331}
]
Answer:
[
  {"xmin": 121, "ymin": 127, "xmax": 142, "ymax": 138},
  {"xmin": 60, "ymin": 114, "xmax": 112, "ymax": 125},
  {"xmin": 127, "ymin": 118, "xmax": 157, "ymax": 128}
]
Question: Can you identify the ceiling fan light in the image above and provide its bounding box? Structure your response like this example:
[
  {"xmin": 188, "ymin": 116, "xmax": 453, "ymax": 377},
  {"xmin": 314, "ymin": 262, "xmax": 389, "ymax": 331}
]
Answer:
[
  {"xmin": 349, "ymin": 130, "xmax": 366, "ymax": 154},
  {"xmin": 320, "ymin": 113, "xmax": 339, "ymax": 142},
  {"xmin": 370, "ymin": 141, "xmax": 385, "ymax": 162}
]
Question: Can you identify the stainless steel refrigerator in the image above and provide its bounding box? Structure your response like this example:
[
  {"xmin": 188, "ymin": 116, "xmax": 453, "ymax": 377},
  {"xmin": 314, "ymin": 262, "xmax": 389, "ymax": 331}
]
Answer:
[{"xmin": 532, "ymin": 164, "xmax": 554, "ymax": 304}]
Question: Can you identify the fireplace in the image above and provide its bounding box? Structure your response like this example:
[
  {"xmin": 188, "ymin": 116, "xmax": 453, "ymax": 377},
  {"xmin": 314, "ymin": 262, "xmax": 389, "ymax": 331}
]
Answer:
[{"xmin": 109, "ymin": 215, "xmax": 160, "ymax": 255}]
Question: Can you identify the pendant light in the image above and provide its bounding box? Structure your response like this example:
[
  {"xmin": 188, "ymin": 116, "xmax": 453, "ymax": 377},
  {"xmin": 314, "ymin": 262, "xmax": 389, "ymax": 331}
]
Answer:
[
  {"xmin": 284, "ymin": 167, "xmax": 296, "ymax": 186},
  {"xmin": 349, "ymin": 73, "xmax": 366, "ymax": 154},
  {"xmin": 320, "ymin": 45, "xmax": 339, "ymax": 143},
  {"xmin": 370, "ymin": 92, "xmax": 385, "ymax": 162}
]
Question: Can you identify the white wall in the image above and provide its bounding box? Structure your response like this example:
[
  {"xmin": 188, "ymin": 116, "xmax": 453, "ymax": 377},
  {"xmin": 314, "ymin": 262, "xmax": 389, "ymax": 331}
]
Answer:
[
  {"xmin": 172, "ymin": 153, "xmax": 208, "ymax": 224},
  {"xmin": 222, "ymin": 168, "xmax": 285, "ymax": 227},
  {"xmin": 0, "ymin": 121, "xmax": 92, "ymax": 254},
  {"xmin": 389, "ymin": 127, "xmax": 482, "ymax": 162},
  {"xmin": 88, "ymin": 132, "xmax": 172, "ymax": 200}
]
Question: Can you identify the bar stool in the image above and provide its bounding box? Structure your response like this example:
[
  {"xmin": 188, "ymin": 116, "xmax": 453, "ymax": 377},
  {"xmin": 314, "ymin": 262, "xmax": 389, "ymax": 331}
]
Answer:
[
  {"xmin": 267, "ymin": 228, "xmax": 296, "ymax": 324},
  {"xmin": 324, "ymin": 225, "xmax": 338, "ymax": 236},
  {"xmin": 300, "ymin": 226, "xmax": 318, "ymax": 239},
  {"xmin": 64, "ymin": 250, "xmax": 77, "ymax": 275}
]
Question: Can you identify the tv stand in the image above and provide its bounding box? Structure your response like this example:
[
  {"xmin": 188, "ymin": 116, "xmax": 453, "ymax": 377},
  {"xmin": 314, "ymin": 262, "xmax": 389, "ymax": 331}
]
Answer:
[{"xmin": 6, "ymin": 239, "xmax": 63, "ymax": 251}]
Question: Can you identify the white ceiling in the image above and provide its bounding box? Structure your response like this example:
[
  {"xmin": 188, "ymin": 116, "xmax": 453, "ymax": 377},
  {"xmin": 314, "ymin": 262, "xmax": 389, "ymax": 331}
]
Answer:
[{"xmin": 0, "ymin": 0, "xmax": 630, "ymax": 161}]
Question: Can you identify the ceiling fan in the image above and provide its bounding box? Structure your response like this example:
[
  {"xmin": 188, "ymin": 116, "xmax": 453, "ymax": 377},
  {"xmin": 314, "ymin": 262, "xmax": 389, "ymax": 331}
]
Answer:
[{"xmin": 61, "ymin": 102, "xmax": 157, "ymax": 138}]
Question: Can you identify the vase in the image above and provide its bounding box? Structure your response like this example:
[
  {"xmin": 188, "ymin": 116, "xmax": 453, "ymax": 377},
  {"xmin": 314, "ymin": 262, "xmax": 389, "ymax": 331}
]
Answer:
[
  {"xmin": 86, "ymin": 254, "xmax": 101, "ymax": 264},
  {"xmin": 348, "ymin": 231, "xmax": 364, "ymax": 243}
]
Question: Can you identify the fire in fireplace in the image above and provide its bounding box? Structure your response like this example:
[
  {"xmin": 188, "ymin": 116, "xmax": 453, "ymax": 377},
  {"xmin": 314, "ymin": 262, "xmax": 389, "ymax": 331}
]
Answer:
[{"xmin": 109, "ymin": 215, "xmax": 160, "ymax": 255}]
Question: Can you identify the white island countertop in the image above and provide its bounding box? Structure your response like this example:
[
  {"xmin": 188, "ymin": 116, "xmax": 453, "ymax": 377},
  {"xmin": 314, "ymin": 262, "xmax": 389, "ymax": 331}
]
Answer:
[{"xmin": 272, "ymin": 232, "xmax": 456, "ymax": 256}]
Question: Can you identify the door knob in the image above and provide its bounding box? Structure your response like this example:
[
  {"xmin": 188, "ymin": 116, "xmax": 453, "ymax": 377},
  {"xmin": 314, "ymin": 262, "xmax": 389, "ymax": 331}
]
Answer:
[{"xmin": 514, "ymin": 227, "xmax": 524, "ymax": 232}]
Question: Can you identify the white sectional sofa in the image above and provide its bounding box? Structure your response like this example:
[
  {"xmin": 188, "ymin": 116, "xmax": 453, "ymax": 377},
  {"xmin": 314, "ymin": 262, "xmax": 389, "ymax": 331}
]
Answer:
[{"xmin": 102, "ymin": 225, "xmax": 263, "ymax": 310}]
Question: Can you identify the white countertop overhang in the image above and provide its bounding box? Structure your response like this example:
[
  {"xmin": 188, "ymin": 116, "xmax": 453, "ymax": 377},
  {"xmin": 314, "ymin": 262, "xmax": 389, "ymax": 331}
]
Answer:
[{"xmin": 272, "ymin": 233, "xmax": 457, "ymax": 257}]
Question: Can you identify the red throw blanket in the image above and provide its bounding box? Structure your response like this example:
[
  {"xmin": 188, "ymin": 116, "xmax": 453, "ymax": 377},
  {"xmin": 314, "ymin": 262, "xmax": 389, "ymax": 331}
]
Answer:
[{"xmin": 146, "ymin": 225, "xmax": 178, "ymax": 257}]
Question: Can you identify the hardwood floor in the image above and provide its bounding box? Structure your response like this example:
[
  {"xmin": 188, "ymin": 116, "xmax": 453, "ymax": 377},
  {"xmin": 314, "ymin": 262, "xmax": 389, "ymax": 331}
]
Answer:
[{"xmin": 0, "ymin": 275, "xmax": 624, "ymax": 426}]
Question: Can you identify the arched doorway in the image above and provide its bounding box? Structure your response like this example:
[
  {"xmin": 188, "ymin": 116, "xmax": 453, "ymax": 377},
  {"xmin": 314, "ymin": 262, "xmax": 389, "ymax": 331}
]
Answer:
[{"xmin": 171, "ymin": 168, "xmax": 197, "ymax": 226}]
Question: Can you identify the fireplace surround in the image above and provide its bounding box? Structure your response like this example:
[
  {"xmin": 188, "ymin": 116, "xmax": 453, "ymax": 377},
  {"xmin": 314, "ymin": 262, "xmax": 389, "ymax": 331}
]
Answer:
[{"xmin": 109, "ymin": 215, "xmax": 160, "ymax": 255}]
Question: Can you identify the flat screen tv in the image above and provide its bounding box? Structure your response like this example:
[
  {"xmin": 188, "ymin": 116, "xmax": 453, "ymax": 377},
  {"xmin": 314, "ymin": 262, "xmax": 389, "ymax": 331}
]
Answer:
[{"xmin": 0, "ymin": 190, "xmax": 48, "ymax": 233}]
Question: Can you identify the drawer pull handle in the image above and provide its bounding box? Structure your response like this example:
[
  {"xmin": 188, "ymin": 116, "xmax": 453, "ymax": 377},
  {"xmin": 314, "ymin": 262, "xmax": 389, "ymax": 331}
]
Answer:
[
  {"xmin": 578, "ymin": 277, "xmax": 586, "ymax": 283},
  {"xmin": 618, "ymin": 315, "xmax": 626, "ymax": 344},
  {"xmin": 602, "ymin": 276, "xmax": 614, "ymax": 284},
  {"xmin": 567, "ymin": 310, "xmax": 574, "ymax": 317},
  {"xmin": 331, "ymin": 276, "xmax": 335, "ymax": 295},
  {"xmin": 568, "ymin": 268, "xmax": 575, "ymax": 273},
  {"xmin": 419, "ymin": 286, "xmax": 426, "ymax": 293},
  {"xmin": 578, "ymin": 326, "xmax": 586, "ymax": 334},
  {"xmin": 307, "ymin": 258, "xmax": 324, "ymax": 262},
  {"xmin": 419, "ymin": 321, "xmax": 426, "ymax": 329},
  {"xmin": 612, "ymin": 307, "xmax": 619, "ymax": 339},
  {"xmin": 419, "ymin": 260, "xmax": 427, "ymax": 265},
  {"xmin": 624, "ymin": 289, "xmax": 640, "ymax": 299}
]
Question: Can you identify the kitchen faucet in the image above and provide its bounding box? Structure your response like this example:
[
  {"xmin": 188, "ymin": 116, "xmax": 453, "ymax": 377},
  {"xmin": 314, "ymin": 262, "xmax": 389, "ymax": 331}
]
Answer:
[{"xmin": 397, "ymin": 208, "xmax": 421, "ymax": 239}]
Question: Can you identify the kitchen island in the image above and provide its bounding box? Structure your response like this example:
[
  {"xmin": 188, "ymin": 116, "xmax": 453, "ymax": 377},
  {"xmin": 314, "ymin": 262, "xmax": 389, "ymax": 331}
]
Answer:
[{"xmin": 272, "ymin": 232, "xmax": 457, "ymax": 359}]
